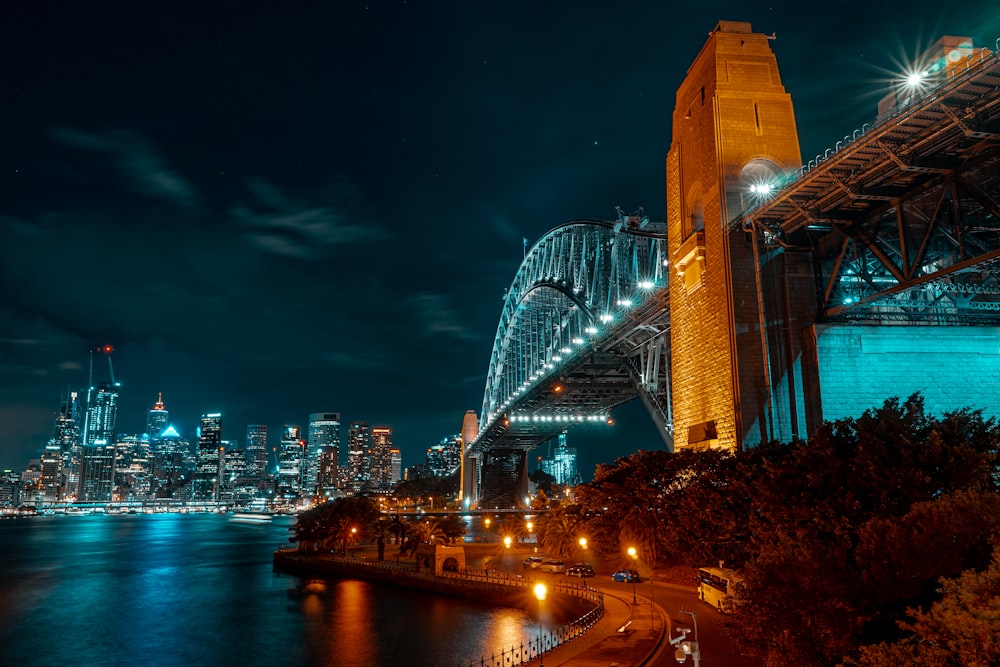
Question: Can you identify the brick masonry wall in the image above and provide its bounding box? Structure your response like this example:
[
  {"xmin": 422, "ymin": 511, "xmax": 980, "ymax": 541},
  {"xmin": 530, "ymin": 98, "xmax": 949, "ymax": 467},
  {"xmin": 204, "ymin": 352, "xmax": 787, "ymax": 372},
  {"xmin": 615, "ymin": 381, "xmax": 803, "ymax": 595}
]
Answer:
[
  {"xmin": 667, "ymin": 22, "xmax": 802, "ymax": 451},
  {"xmin": 815, "ymin": 324, "xmax": 1000, "ymax": 422}
]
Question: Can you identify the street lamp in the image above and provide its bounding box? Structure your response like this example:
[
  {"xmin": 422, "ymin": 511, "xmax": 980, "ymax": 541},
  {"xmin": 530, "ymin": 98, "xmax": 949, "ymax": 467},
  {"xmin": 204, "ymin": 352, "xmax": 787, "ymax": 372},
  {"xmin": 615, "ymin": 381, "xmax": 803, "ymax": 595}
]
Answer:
[
  {"xmin": 627, "ymin": 546, "xmax": 638, "ymax": 604},
  {"xmin": 533, "ymin": 583, "xmax": 547, "ymax": 667},
  {"xmin": 578, "ymin": 537, "xmax": 588, "ymax": 563}
]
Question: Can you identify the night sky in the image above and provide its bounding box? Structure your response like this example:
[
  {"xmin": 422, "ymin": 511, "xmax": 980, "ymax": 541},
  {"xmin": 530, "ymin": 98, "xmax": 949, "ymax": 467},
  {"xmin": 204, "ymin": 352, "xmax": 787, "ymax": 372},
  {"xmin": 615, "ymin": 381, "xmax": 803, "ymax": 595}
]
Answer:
[{"xmin": 3, "ymin": 1, "xmax": 998, "ymax": 476}]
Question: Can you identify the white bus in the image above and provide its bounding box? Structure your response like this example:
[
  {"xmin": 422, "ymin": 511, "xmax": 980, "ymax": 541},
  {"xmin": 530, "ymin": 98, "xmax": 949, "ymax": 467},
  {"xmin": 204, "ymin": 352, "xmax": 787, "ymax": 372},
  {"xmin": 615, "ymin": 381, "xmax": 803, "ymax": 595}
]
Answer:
[{"xmin": 698, "ymin": 566, "xmax": 742, "ymax": 613}]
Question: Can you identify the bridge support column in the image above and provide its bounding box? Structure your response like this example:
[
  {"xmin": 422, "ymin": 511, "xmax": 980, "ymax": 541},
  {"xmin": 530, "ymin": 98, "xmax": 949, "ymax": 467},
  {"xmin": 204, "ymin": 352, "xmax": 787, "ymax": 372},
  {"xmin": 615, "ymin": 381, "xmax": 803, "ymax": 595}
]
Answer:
[
  {"xmin": 478, "ymin": 448, "xmax": 530, "ymax": 510},
  {"xmin": 667, "ymin": 21, "xmax": 804, "ymax": 451}
]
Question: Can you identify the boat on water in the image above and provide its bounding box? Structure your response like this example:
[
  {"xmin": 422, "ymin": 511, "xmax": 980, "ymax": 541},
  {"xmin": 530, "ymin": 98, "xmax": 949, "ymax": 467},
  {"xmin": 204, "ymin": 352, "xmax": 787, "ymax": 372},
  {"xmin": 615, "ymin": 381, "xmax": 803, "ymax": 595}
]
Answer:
[{"xmin": 229, "ymin": 511, "xmax": 274, "ymax": 523}]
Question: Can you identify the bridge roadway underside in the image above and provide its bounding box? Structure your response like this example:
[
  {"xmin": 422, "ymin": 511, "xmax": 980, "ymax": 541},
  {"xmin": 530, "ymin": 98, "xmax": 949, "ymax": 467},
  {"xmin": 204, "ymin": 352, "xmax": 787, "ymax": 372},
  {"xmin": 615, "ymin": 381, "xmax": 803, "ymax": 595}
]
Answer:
[{"xmin": 475, "ymin": 351, "xmax": 642, "ymax": 508}]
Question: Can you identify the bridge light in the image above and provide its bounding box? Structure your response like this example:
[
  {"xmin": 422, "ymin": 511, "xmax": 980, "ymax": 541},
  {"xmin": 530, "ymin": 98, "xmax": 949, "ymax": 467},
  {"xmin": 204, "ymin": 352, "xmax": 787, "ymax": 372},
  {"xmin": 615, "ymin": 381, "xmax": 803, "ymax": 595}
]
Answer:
[
  {"xmin": 906, "ymin": 70, "xmax": 927, "ymax": 86},
  {"xmin": 599, "ymin": 313, "xmax": 614, "ymax": 323},
  {"xmin": 617, "ymin": 299, "xmax": 633, "ymax": 307},
  {"xmin": 638, "ymin": 280, "xmax": 655, "ymax": 290},
  {"xmin": 560, "ymin": 347, "xmax": 572, "ymax": 354},
  {"xmin": 571, "ymin": 338, "xmax": 584, "ymax": 345},
  {"xmin": 553, "ymin": 384, "xmax": 563, "ymax": 393},
  {"xmin": 553, "ymin": 355, "xmax": 562, "ymax": 362},
  {"xmin": 585, "ymin": 326, "xmax": 598, "ymax": 335}
]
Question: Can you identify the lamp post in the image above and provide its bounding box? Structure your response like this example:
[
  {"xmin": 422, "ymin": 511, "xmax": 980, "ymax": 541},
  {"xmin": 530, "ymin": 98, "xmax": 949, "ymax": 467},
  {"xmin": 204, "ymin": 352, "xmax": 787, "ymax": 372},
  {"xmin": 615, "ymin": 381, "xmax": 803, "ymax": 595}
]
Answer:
[
  {"xmin": 533, "ymin": 583, "xmax": 547, "ymax": 667},
  {"xmin": 578, "ymin": 537, "xmax": 588, "ymax": 564},
  {"xmin": 627, "ymin": 546, "xmax": 638, "ymax": 604}
]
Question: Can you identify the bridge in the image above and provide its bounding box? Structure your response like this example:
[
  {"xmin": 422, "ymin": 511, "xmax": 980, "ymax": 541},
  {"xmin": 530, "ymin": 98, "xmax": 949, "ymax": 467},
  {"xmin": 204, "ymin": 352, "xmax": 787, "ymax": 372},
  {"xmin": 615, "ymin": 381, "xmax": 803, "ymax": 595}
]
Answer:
[{"xmin": 466, "ymin": 22, "xmax": 1000, "ymax": 509}]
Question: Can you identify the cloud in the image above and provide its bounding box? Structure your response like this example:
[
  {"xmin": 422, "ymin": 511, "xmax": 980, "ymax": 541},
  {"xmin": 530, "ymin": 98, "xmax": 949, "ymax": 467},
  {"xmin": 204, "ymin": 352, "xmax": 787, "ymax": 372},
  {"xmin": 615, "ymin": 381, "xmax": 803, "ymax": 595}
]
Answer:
[
  {"xmin": 231, "ymin": 178, "xmax": 389, "ymax": 259},
  {"xmin": 408, "ymin": 292, "xmax": 479, "ymax": 342},
  {"xmin": 49, "ymin": 127, "xmax": 200, "ymax": 210}
]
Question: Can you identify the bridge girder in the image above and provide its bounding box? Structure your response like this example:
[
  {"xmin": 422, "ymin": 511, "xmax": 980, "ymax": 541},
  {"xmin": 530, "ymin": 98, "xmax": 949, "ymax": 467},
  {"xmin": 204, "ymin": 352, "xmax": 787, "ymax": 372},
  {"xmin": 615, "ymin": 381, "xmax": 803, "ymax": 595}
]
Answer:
[
  {"xmin": 474, "ymin": 220, "xmax": 671, "ymax": 455},
  {"xmin": 742, "ymin": 48, "xmax": 1000, "ymax": 324}
]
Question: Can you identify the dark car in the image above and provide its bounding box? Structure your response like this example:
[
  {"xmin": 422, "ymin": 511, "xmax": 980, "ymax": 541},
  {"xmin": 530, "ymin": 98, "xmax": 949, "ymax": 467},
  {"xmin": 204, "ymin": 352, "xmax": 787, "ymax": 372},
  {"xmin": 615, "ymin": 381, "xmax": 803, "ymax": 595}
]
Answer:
[
  {"xmin": 612, "ymin": 569, "xmax": 640, "ymax": 583},
  {"xmin": 565, "ymin": 563, "xmax": 595, "ymax": 577},
  {"xmin": 522, "ymin": 556, "xmax": 544, "ymax": 569}
]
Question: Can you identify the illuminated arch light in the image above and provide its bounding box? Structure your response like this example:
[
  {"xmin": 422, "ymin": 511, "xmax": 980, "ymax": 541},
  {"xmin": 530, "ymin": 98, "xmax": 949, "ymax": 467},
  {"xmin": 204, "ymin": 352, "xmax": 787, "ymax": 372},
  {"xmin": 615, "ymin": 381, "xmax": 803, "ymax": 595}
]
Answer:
[{"xmin": 749, "ymin": 182, "xmax": 774, "ymax": 195}]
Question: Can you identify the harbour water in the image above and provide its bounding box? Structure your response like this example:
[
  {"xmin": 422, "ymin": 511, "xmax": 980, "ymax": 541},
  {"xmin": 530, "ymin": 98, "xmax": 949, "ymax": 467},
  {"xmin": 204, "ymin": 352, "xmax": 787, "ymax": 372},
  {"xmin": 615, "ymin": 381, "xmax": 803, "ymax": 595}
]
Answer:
[{"xmin": 0, "ymin": 513, "xmax": 540, "ymax": 667}]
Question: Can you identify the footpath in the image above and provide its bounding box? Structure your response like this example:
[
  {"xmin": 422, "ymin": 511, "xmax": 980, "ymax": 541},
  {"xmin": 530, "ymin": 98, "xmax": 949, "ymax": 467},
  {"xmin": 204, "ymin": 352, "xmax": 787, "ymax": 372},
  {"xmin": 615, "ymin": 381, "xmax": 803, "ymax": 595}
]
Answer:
[{"xmin": 533, "ymin": 587, "xmax": 667, "ymax": 667}]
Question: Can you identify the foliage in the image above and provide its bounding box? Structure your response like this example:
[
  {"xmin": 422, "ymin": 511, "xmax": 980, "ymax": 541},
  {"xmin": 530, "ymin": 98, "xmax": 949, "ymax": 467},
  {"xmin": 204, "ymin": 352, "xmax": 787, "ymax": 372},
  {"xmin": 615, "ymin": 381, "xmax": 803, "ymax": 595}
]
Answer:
[
  {"xmin": 733, "ymin": 395, "xmax": 1000, "ymax": 666},
  {"xmin": 845, "ymin": 542, "xmax": 1000, "ymax": 667},
  {"xmin": 535, "ymin": 506, "xmax": 584, "ymax": 559},
  {"xmin": 290, "ymin": 496, "xmax": 380, "ymax": 553},
  {"xmin": 569, "ymin": 393, "xmax": 1000, "ymax": 666},
  {"xmin": 393, "ymin": 472, "xmax": 459, "ymax": 507},
  {"xmin": 436, "ymin": 514, "xmax": 468, "ymax": 543},
  {"xmin": 406, "ymin": 518, "xmax": 448, "ymax": 549}
]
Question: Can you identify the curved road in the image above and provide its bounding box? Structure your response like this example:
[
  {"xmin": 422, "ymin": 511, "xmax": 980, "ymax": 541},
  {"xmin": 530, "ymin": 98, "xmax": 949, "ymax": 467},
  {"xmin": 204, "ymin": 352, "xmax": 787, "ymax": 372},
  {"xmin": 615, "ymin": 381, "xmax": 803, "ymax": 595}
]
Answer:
[{"xmin": 526, "ymin": 568, "xmax": 763, "ymax": 666}]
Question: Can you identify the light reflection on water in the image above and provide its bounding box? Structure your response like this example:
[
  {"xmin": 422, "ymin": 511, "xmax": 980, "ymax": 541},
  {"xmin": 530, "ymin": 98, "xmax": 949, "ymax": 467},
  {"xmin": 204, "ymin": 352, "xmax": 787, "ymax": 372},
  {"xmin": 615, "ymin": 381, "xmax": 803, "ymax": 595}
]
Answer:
[{"xmin": 0, "ymin": 514, "xmax": 542, "ymax": 667}]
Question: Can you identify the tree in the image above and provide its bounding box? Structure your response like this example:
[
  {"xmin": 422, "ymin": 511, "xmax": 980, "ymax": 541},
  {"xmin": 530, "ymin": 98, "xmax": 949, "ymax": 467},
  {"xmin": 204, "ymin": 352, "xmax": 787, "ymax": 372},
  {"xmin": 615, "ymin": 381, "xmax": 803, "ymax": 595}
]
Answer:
[
  {"xmin": 407, "ymin": 518, "xmax": 447, "ymax": 551},
  {"xmin": 536, "ymin": 506, "xmax": 582, "ymax": 559},
  {"xmin": 732, "ymin": 395, "xmax": 1000, "ymax": 666},
  {"xmin": 846, "ymin": 542, "xmax": 1000, "ymax": 667},
  {"xmin": 289, "ymin": 496, "xmax": 380, "ymax": 553}
]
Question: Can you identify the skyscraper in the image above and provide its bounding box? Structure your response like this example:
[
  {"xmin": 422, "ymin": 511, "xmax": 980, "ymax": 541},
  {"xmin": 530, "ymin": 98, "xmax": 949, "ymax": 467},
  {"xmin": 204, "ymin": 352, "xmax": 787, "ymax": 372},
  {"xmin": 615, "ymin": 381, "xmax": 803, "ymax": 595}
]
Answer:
[
  {"xmin": 146, "ymin": 393, "xmax": 169, "ymax": 439},
  {"xmin": 306, "ymin": 413, "xmax": 340, "ymax": 499},
  {"xmin": 346, "ymin": 421, "xmax": 370, "ymax": 494},
  {"xmin": 151, "ymin": 424, "xmax": 187, "ymax": 498},
  {"xmin": 54, "ymin": 389, "xmax": 81, "ymax": 498},
  {"xmin": 277, "ymin": 425, "xmax": 304, "ymax": 500},
  {"xmin": 78, "ymin": 381, "xmax": 120, "ymax": 503},
  {"xmin": 194, "ymin": 413, "xmax": 223, "ymax": 501},
  {"xmin": 85, "ymin": 382, "xmax": 119, "ymax": 446},
  {"xmin": 245, "ymin": 425, "xmax": 269, "ymax": 479},
  {"xmin": 541, "ymin": 431, "xmax": 580, "ymax": 485},
  {"xmin": 369, "ymin": 426, "xmax": 393, "ymax": 490}
]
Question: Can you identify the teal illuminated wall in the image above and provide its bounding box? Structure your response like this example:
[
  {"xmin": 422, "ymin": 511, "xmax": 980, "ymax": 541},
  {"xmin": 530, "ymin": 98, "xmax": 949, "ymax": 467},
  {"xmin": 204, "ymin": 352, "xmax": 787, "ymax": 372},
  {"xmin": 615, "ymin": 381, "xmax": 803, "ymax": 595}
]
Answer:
[{"xmin": 815, "ymin": 324, "xmax": 1000, "ymax": 423}]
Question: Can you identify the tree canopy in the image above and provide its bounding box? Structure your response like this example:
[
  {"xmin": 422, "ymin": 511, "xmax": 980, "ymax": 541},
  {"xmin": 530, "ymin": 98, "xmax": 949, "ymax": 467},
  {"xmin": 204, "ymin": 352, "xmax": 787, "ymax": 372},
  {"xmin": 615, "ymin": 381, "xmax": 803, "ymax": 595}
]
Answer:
[{"xmin": 570, "ymin": 394, "xmax": 1000, "ymax": 666}]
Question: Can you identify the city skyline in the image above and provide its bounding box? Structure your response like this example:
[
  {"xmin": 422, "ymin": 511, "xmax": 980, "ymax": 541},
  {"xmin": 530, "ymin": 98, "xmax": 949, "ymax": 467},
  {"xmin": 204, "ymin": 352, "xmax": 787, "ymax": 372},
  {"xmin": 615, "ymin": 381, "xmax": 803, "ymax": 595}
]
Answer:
[{"xmin": 4, "ymin": 2, "xmax": 999, "ymax": 476}]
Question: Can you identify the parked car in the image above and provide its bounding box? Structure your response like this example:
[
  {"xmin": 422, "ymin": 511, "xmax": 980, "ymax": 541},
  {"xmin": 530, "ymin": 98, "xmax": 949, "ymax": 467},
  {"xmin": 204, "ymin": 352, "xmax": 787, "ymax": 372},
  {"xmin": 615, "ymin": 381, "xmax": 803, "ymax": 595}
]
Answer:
[
  {"xmin": 565, "ymin": 563, "xmax": 594, "ymax": 577},
  {"xmin": 522, "ymin": 556, "xmax": 544, "ymax": 569},
  {"xmin": 612, "ymin": 569, "xmax": 641, "ymax": 583},
  {"xmin": 538, "ymin": 559, "xmax": 566, "ymax": 573}
]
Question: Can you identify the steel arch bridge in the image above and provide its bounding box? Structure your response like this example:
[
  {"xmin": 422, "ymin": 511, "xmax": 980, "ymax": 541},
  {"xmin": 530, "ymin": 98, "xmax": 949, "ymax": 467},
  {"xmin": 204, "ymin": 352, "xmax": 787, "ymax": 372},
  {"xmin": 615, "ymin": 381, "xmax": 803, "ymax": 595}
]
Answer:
[{"xmin": 468, "ymin": 216, "xmax": 673, "ymax": 508}]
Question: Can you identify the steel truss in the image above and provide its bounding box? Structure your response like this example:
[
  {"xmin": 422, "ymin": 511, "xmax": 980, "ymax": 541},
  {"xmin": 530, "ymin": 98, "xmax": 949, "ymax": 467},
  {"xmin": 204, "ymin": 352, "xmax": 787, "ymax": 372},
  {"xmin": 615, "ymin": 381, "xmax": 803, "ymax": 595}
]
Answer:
[
  {"xmin": 744, "ymin": 46, "xmax": 1000, "ymax": 324},
  {"xmin": 475, "ymin": 220, "xmax": 671, "ymax": 454}
]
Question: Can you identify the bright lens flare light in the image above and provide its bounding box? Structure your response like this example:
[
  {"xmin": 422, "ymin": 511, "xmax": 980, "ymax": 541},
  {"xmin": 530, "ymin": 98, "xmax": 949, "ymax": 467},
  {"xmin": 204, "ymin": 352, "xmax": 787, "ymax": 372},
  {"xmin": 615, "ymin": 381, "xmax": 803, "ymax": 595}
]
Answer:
[{"xmin": 906, "ymin": 71, "xmax": 927, "ymax": 86}]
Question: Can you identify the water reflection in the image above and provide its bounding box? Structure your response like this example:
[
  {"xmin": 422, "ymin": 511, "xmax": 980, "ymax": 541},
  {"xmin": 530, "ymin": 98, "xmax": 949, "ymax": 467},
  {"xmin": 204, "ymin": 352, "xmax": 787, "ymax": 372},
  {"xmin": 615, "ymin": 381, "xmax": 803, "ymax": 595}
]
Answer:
[{"xmin": 1, "ymin": 515, "xmax": 545, "ymax": 667}]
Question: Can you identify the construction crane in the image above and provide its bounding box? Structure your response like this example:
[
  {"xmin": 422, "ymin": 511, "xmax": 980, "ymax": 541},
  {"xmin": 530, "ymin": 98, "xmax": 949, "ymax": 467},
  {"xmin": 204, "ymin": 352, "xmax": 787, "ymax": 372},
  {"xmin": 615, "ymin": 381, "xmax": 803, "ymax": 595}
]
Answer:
[{"xmin": 99, "ymin": 344, "xmax": 117, "ymax": 386}]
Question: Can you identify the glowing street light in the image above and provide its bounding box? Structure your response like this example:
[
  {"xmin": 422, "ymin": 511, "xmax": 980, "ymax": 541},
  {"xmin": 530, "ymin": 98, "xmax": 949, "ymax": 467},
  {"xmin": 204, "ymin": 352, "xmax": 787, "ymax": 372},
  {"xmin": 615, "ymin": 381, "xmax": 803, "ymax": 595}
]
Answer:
[{"xmin": 534, "ymin": 583, "xmax": 547, "ymax": 666}]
